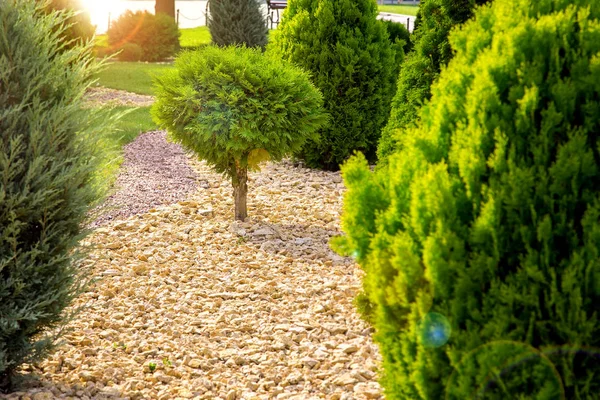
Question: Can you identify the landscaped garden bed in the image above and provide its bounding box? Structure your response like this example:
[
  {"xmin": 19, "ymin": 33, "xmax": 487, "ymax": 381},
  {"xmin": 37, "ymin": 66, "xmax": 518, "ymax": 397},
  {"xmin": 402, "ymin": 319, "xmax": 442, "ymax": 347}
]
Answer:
[{"xmin": 10, "ymin": 154, "xmax": 384, "ymax": 400}]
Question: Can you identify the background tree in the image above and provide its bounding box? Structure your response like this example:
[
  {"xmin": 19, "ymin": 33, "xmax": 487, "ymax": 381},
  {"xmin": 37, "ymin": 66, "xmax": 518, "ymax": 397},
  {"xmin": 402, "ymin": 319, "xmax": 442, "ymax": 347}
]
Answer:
[
  {"xmin": 107, "ymin": 10, "xmax": 180, "ymax": 62},
  {"xmin": 152, "ymin": 46, "xmax": 328, "ymax": 220},
  {"xmin": 207, "ymin": 0, "xmax": 268, "ymax": 49},
  {"xmin": 335, "ymin": 0, "xmax": 600, "ymax": 398},
  {"xmin": 155, "ymin": 0, "xmax": 175, "ymax": 19},
  {"xmin": 269, "ymin": 0, "xmax": 396, "ymax": 170},
  {"xmin": 377, "ymin": 0, "xmax": 491, "ymax": 161},
  {"xmin": 1, "ymin": 0, "xmax": 108, "ymax": 391}
]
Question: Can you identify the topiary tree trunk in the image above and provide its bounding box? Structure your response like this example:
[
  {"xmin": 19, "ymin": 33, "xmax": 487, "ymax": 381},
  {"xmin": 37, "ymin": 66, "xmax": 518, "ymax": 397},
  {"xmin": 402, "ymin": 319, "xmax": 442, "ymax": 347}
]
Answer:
[{"xmin": 233, "ymin": 158, "xmax": 249, "ymax": 221}]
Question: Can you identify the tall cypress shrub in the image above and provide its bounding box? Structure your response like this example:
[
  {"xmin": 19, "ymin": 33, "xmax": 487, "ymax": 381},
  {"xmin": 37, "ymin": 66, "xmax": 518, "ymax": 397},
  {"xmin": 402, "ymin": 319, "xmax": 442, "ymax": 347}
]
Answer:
[
  {"xmin": 334, "ymin": 0, "xmax": 600, "ymax": 398},
  {"xmin": 377, "ymin": 0, "xmax": 490, "ymax": 161},
  {"xmin": 0, "ymin": 0, "xmax": 107, "ymax": 391},
  {"xmin": 207, "ymin": 0, "xmax": 268, "ymax": 49},
  {"xmin": 269, "ymin": 0, "xmax": 396, "ymax": 170}
]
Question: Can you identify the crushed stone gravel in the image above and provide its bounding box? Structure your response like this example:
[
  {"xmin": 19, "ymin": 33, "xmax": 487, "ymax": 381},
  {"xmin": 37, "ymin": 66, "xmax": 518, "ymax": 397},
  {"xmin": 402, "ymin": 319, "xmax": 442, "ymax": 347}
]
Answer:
[
  {"xmin": 9, "ymin": 159, "xmax": 384, "ymax": 400},
  {"xmin": 91, "ymin": 131, "xmax": 199, "ymax": 227},
  {"xmin": 84, "ymin": 87, "xmax": 154, "ymax": 108}
]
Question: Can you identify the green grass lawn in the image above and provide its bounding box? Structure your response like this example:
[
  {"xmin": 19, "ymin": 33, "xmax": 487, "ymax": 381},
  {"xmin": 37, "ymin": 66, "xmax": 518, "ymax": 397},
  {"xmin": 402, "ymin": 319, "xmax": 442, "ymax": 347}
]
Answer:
[
  {"xmin": 179, "ymin": 26, "xmax": 211, "ymax": 49},
  {"xmin": 95, "ymin": 62, "xmax": 174, "ymax": 95},
  {"xmin": 95, "ymin": 26, "xmax": 211, "ymax": 53},
  {"xmin": 96, "ymin": 106, "xmax": 157, "ymax": 187},
  {"xmin": 378, "ymin": 4, "xmax": 419, "ymax": 15}
]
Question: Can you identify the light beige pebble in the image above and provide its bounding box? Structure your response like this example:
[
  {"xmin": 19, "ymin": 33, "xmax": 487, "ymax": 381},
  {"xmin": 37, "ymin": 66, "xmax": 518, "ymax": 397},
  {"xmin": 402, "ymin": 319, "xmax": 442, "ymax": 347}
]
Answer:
[{"xmin": 13, "ymin": 160, "xmax": 383, "ymax": 399}]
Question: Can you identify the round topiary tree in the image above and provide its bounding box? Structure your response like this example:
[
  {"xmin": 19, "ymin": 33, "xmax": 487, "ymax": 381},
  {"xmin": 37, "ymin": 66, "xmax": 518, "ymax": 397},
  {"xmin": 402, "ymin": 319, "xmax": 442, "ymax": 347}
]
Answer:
[
  {"xmin": 377, "ymin": 0, "xmax": 491, "ymax": 162},
  {"xmin": 207, "ymin": 0, "xmax": 268, "ymax": 49},
  {"xmin": 151, "ymin": 46, "xmax": 328, "ymax": 221},
  {"xmin": 1, "ymin": 0, "xmax": 107, "ymax": 392},
  {"xmin": 268, "ymin": 0, "xmax": 396, "ymax": 170},
  {"xmin": 334, "ymin": 0, "xmax": 600, "ymax": 398}
]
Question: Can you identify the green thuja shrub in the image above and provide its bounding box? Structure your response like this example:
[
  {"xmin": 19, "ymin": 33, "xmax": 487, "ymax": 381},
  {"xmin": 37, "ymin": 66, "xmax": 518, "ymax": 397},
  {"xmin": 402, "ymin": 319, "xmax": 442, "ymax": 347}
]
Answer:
[
  {"xmin": 380, "ymin": 20, "xmax": 411, "ymax": 71},
  {"xmin": 107, "ymin": 10, "xmax": 180, "ymax": 61},
  {"xmin": 380, "ymin": 19, "xmax": 412, "ymax": 54},
  {"xmin": 377, "ymin": 0, "xmax": 490, "ymax": 161},
  {"xmin": 334, "ymin": 0, "xmax": 600, "ymax": 398},
  {"xmin": 208, "ymin": 0, "xmax": 268, "ymax": 49},
  {"xmin": 269, "ymin": 0, "xmax": 396, "ymax": 170},
  {"xmin": 152, "ymin": 46, "xmax": 327, "ymax": 221},
  {"xmin": 0, "ymin": 0, "xmax": 108, "ymax": 392},
  {"xmin": 46, "ymin": 0, "xmax": 95, "ymax": 48}
]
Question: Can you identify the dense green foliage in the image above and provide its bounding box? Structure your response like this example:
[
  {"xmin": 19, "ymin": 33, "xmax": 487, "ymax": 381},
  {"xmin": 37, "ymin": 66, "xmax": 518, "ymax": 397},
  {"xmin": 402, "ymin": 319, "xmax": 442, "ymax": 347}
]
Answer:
[
  {"xmin": 269, "ymin": 0, "xmax": 396, "ymax": 170},
  {"xmin": 380, "ymin": 19, "xmax": 412, "ymax": 66},
  {"xmin": 207, "ymin": 0, "xmax": 268, "ymax": 49},
  {"xmin": 46, "ymin": 0, "xmax": 95, "ymax": 48},
  {"xmin": 107, "ymin": 10, "xmax": 180, "ymax": 61},
  {"xmin": 117, "ymin": 43, "xmax": 144, "ymax": 62},
  {"xmin": 0, "ymin": 0, "xmax": 107, "ymax": 391},
  {"xmin": 335, "ymin": 0, "xmax": 600, "ymax": 398},
  {"xmin": 377, "ymin": 0, "xmax": 490, "ymax": 161},
  {"xmin": 152, "ymin": 46, "xmax": 327, "ymax": 220}
]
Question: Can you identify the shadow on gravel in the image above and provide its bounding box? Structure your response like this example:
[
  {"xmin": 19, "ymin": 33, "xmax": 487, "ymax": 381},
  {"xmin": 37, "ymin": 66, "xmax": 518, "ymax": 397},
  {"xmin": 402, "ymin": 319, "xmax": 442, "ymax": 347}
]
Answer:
[{"xmin": 229, "ymin": 220, "xmax": 352, "ymax": 267}]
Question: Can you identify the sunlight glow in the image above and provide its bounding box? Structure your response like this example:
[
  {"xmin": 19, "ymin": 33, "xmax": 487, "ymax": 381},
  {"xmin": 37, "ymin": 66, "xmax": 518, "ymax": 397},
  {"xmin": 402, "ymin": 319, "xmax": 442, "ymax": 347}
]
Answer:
[{"xmin": 80, "ymin": 0, "xmax": 122, "ymax": 33}]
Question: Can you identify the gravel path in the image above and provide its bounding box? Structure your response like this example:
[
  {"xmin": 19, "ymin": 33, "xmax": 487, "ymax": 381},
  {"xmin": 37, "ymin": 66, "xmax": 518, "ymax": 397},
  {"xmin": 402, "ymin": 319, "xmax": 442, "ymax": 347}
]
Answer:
[
  {"xmin": 11, "ymin": 160, "xmax": 383, "ymax": 400},
  {"xmin": 91, "ymin": 131, "xmax": 199, "ymax": 227},
  {"xmin": 84, "ymin": 87, "xmax": 154, "ymax": 108}
]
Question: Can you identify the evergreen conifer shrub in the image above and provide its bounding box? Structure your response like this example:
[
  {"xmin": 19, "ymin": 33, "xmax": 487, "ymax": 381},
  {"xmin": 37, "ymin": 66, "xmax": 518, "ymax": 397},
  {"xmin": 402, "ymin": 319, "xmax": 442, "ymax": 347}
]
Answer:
[
  {"xmin": 207, "ymin": 0, "xmax": 268, "ymax": 49},
  {"xmin": 334, "ymin": 0, "xmax": 600, "ymax": 398},
  {"xmin": 152, "ymin": 46, "xmax": 327, "ymax": 221},
  {"xmin": 269, "ymin": 0, "xmax": 396, "ymax": 170},
  {"xmin": 377, "ymin": 0, "xmax": 490, "ymax": 161},
  {"xmin": 1, "ymin": 0, "xmax": 106, "ymax": 392},
  {"xmin": 107, "ymin": 10, "xmax": 180, "ymax": 61}
]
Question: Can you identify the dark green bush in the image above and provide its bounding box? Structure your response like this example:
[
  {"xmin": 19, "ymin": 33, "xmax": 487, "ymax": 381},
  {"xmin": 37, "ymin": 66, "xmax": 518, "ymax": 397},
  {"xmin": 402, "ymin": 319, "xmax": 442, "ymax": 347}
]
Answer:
[
  {"xmin": 208, "ymin": 0, "xmax": 268, "ymax": 49},
  {"xmin": 46, "ymin": 0, "xmax": 95, "ymax": 48},
  {"xmin": 381, "ymin": 19, "xmax": 412, "ymax": 54},
  {"xmin": 269, "ymin": 0, "xmax": 396, "ymax": 170},
  {"xmin": 334, "ymin": 0, "xmax": 600, "ymax": 398},
  {"xmin": 380, "ymin": 19, "xmax": 411, "ymax": 74},
  {"xmin": 107, "ymin": 10, "xmax": 180, "ymax": 61},
  {"xmin": 0, "ymin": 0, "xmax": 107, "ymax": 392},
  {"xmin": 152, "ymin": 46, "xmax": 328, "ymax": 220},
  {"xmin": 117, "ymin": 42, "xmax": 144, "ymax": 61},
  {"xmin": 377, "ymin": 0, "xmax": 490, "ymax": 161}
]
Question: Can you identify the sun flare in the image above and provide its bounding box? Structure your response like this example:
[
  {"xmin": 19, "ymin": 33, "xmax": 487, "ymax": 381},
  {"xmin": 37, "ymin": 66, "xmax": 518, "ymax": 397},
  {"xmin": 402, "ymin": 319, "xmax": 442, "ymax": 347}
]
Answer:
[{"xmin": 80, "ymin": 0, "xmax": 121, "ymax": 33}]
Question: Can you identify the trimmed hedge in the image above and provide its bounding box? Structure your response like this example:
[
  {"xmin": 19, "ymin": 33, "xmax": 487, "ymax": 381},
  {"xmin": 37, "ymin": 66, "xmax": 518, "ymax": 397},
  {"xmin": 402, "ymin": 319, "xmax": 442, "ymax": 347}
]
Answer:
[{"xmin": 335, "ymin": 0, "xmax": 600, "ymax": 398}]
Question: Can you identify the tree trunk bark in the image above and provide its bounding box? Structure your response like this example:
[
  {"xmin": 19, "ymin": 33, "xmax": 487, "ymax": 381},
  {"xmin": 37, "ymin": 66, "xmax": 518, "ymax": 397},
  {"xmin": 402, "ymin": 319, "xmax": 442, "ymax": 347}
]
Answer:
[
  {"xmin": 233, "ymin": 164, "xmax": 248, "ymax": 221},
  {"xmin": 155, "ymin": 0, "xmax": 175, "ymax": 19}
]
